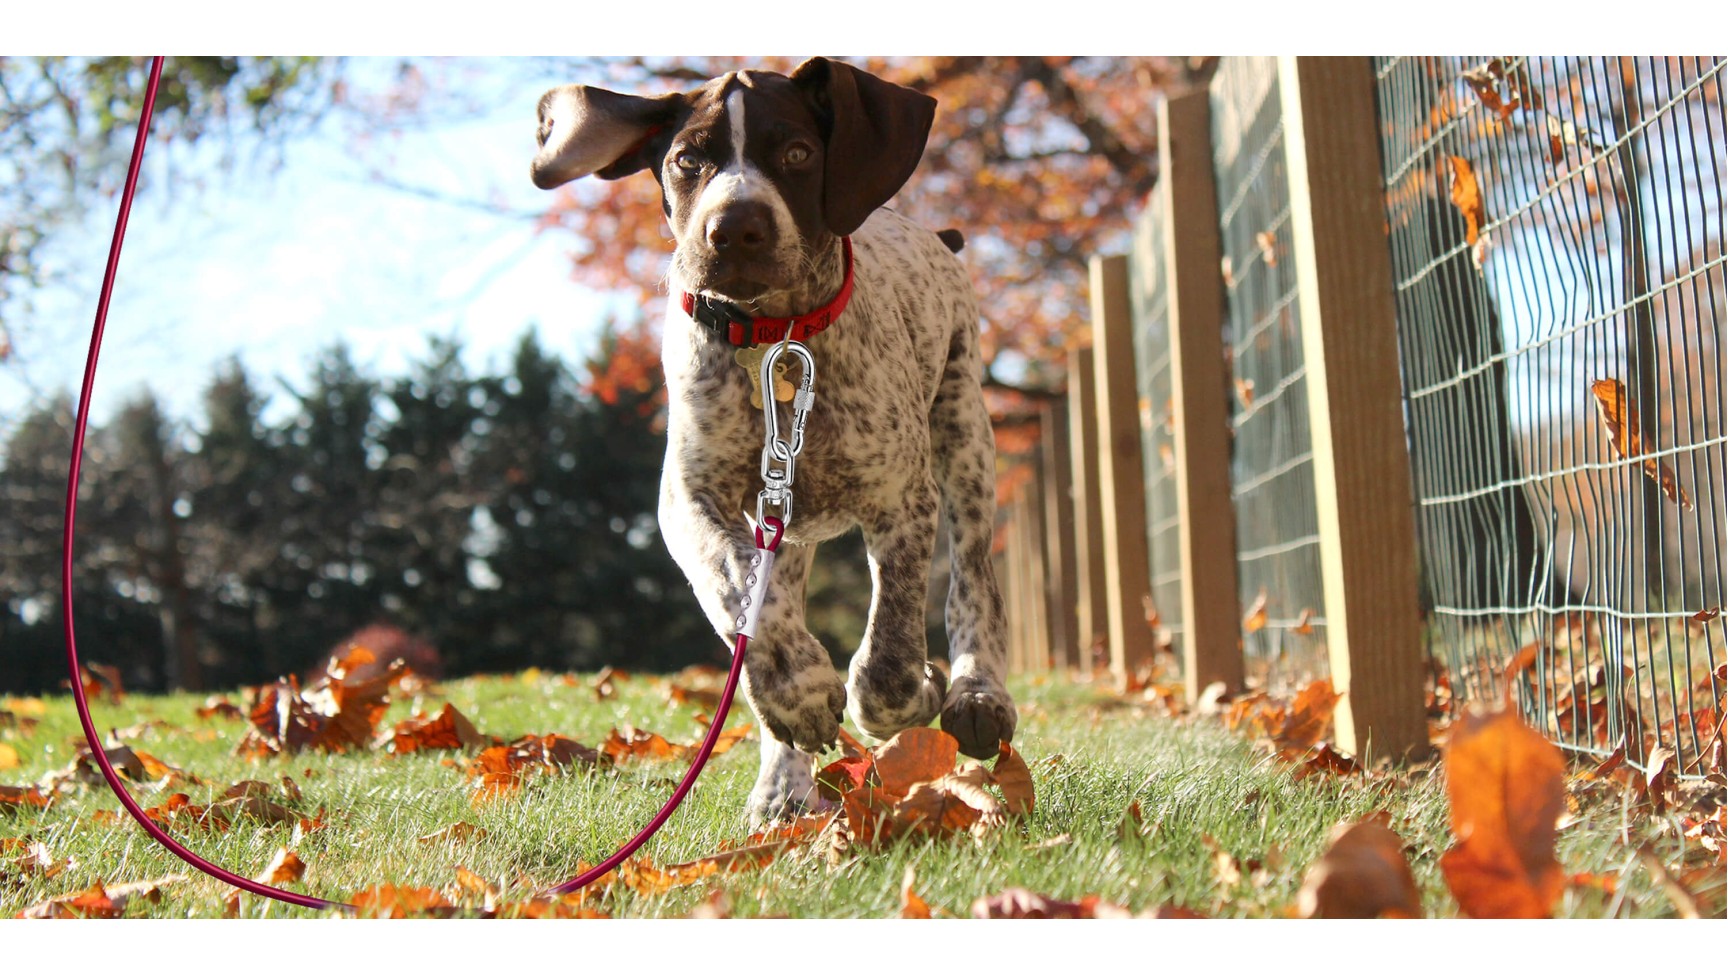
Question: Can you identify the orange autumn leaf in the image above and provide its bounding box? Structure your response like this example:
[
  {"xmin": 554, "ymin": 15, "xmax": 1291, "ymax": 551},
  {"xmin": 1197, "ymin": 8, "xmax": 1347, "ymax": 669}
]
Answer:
[
  {"xmin": 195, "ymin": 697, "xmax": 244, "ymax": 721},
  {"xmin": 1446, "ymin": 155, "xmax": 1485, "ymax": 247},
  {"xmin": 1294, "ymin": 741, "xmax": 1363, "ymax": 780},
  {"xmin": 350, "ymin": 884, "xmax": 460, "ymax": 918},
  {"xmin": 1297, "ymin": 813, "xmax": 1422, "ymax": 918},
  {"xmin": 600, "ymin": 726, "xmax": 688, "ymax": 763},
  {"xmin": 465, "ymin": 733, "xmax": 599, "ymax": 804},
  {"xmin": 1590, "ymin": 378, "xmax": 1693, "ymax": 509},
  {"xmin": 901, "ymin": 866, "xmax": 934, "ymax": 919},
  {"xmin": 1274, "ymin": 679, "xmax": 1343, "ymax": 753},
  {"xmin": 1291, "ymin": 607, "xmax": 1316, "ymax": 636},
  {"xmin": 871, "ymin": 727, "xmax": 959, "ymax": 798},
  {"xmin": 993, "ymin": 741, "xmax": 1035, "ymax": 816},
  {"xmin": 1439, "ymin": 708, "xmax": 1568, "ymax": 918},
  {"xmin": 816, "ymin": 750, "xmax": 875, "ymax": 801},
  {"xmin": 1242, "ymin": 589, "xmax": 1269, "ymax": 634},
  {"xmin": 253, "ymin": 847, "xmax": 306, "ymax": 885},
  {"xmin": 385, "ymin": 703, "xmax": 487, "ymax": 754},
  {"xmin": 15, "ymin": 876, "xmax": 181, "ymax": 919}
]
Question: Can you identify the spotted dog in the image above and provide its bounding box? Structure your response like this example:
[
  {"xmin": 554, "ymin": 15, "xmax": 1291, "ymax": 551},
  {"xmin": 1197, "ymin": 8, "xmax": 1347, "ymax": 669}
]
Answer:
[{"xmin": 530, "ymin": 58, "xmax": 1015, "ymax": 825}]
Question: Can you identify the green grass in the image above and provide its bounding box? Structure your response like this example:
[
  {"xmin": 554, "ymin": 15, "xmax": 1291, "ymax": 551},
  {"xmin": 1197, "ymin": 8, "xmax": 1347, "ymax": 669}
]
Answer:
[{"xmin": 0, "ymin": 671, "xmax": 1713, "ymax": 918}]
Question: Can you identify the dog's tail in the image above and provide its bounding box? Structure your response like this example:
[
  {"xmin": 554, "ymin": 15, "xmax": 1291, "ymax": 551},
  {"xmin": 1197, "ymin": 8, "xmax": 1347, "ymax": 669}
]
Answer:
[{"xmin": 936, "ymin": 228, "xmax": 965, "ymax": 254}]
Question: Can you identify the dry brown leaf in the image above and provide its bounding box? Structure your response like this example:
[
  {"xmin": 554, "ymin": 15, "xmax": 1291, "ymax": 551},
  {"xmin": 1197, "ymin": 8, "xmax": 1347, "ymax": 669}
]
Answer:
[
  {"xmin": 1446, "ymin": 155, "xmax": 1486, "ymax": 248},
  {"xmin": 15, "ymin": 875, "xmax": 182, "ymax": 918},
  {"xmin": 1691, "ymin": 607, "xmax": 1721, "ymax": 623},
  {"xmin": 253, "ymin": 847, "xmax": 306, "ymax": 885},
  {"xmin": 1291, "ymin": 607, "xmax": 1316, "ymax": 636},
  {"xmin": 600, "ymin": 726, "xmax": 688, "ymax": 764},
  {"xmin": 1274, "ymin": 680, "xmax": 1343, "ymax": 753},
  {"xmin": 1590, "ymin": 378, "xmax": 1693, "ymax": 509},
  {"xmin": 992, "ymin": 741, "xmax": 1036, "ymax": 816},
  {"xmin": 1242, "ymin": 589, "xmax": 1269, "ymax": 634},
  {"xmin": 1297, "ymin": 814, "xmax": 1421, "ymax": 918},
  {"xmin": 900, "ymin": 865, "xmax": 933, "ymax": 918},
  {"xmin": 1439, "ymin": 707, "xmax": 1568, "ymax": 918},
  {"xmin": 384, "ymin": 703, "xmax": 487, "ymax": 754},
  {"xmin": 872, "ymin": 727, "xmax": 959, "ymax": 798},
  {"xmin": 418, "ymin": 822, "xmax": 488, "ymax": 844},
  {"xmin": 1294, "ymin": 742, "xmax": 1363, "ymax": 780},
  {"xmin": 195, "ymin": 696, "xmax": 243, "ymax": 721},
  {"xmin": 350, "ymin": 884, "xmax": 460, "ymax": 918}
]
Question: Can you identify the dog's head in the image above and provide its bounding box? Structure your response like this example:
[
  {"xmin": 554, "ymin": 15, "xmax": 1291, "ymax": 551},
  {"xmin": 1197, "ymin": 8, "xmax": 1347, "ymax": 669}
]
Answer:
[{"xmin": 530, "ymin": 58, "xmax": 935, "ymax": 308}]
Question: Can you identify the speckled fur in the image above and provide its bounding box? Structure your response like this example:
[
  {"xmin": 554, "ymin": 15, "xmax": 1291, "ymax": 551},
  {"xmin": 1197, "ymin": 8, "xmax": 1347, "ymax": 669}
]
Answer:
[{"xmin": 533, "ymin": 61, "xmax": 1016, "ymax": 827}]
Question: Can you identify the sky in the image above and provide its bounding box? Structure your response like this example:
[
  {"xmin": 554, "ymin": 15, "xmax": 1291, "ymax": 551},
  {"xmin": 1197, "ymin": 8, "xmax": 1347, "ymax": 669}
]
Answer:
[{"xmin": 2, "ymin": 58, "xmax": 632, "ymax": 431}]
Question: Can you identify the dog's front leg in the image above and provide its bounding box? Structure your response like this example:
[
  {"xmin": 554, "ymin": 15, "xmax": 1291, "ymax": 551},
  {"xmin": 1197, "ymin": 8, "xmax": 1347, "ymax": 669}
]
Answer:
[
  {"xmin": 659, "ymin": 486, "xmax": 845, "ymax": 821},
  {"xmin": 847, "ymin": 483, "xmax": 948, "ymax": 742}
]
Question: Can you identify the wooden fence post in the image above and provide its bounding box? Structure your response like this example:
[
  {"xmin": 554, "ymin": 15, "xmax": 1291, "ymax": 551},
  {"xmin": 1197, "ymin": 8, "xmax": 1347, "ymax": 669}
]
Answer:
[
  {"xmin": 1159, "ymin": 89, "xmax": 1247, "ymax": 701},
  {"xmin": 1040, "ymin": 399, "xmax": 1080, "ymax": 669},
  {"xmin": 1278, "ymin": 56, "xmax": 1429, "ymax": 762},
  {"xmin": 1067, "ymin": 345, "xmax": 1108, "ymax": 669},
  {"xmin": 1089, "ymin": 255, "xmax": 1157, "ymax": 686}
]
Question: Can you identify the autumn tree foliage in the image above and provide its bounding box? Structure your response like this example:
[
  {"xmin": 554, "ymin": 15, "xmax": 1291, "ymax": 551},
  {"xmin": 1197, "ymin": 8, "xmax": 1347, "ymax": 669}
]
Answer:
[{"xmin": 535, "ymin": 57, "xmax": 1215, "ymax": 395}]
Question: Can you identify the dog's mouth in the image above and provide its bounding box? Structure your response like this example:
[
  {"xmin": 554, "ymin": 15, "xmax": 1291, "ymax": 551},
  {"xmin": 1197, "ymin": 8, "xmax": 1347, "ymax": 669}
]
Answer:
[{"xmin": 678, "ymin": 255, "xmax": 796, "ymax": 308}]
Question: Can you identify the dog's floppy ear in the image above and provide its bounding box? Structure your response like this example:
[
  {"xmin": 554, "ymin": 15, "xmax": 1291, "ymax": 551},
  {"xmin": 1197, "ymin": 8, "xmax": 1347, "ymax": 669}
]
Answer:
[
  {"xmin": 790, "ymin": 57, "xmax": 936, "ymax": 236},
  {"xmin": 530, "ymin": 85, "xmax": 681, "ymax": 189}
]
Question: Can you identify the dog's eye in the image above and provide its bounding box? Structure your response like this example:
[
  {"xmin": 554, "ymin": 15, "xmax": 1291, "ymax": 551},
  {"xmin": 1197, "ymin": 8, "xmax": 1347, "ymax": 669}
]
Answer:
[
  {"xmin": 783, "ymin": 143, "xmax": 813, "ymax": 167},
  {"xmin": 674, "ymin": 150, "xmax": 703, "ymax": 174}
]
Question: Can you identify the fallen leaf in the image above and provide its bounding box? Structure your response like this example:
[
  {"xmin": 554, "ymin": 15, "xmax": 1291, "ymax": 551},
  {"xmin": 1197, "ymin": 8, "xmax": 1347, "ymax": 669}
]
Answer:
[
  {"xmin": 872, "ymin": 728, "xmax": 958, "ymax": 798},
  {"xmin": 466, "ymin": 733, "xmax": 598, "ymax": 804},
  {"xmin": 350, "ymin": 884, "xmax": 460, "ymax": 918},
  {"xmin": 1438, "ymin": 707, "xmax": 1568, "ymax": 918},
  {"xmin": 384, "ymin": 703, "xmax": 487, "ymax": 754},
  {"xmin": 1295, "ymin": 742, "xmax": 1363, "ymax": 780},
  {"xmin": 816, "ymin": 751, "xmax": 875, "ymax": 801},
  {"xmin": 15, "ymin": 875, "xmax": 182, "ymax": 918},
  {"xmin": 900, "ymin": 865, "xmax": 933, "ymax": 918},
  {"xmin": 971, "ymin": 888, "xmax": 1121, "ymax": 919},
  {"xmin": 1446, "ymin": 155, "xmax": 1486, "ymax": 247},
  {"xmin": 1297, "ymin": 814, "xmax": 1421, "ymax": 918},
  {"xmin": 1242, "ymin": 589, "xmax": 1269, "ymax": 634},
  {"xmin": 1691, "ymin": 607, "xmax": 1720, "ymax": 623},
  {"xmin": 1274, "ymin": 680, "xmax": 1343, "ymax": 753},
  {"xmin": 195, "ymin": 696, "xmax": 243, "ymax": 721},
  {"xmin": 992, "ymin": 741, "xmax": 1036, "ymax": 816},
  {"xmin": 1, "ymin": 784, "xmax": 52, "ymax": 814},
  {"xmin": 253, "ymin": 848, "xmax": 306, "ymax": 885},
  {"xmin": 1291, "ymin": 607, "xmax": 1316, "ymax": 636},
  {"xmin": 600, "ymin": 726, "xmax": 687, "ymax": 764},
  {"xmin": 1590, "ymin": 378, "xmax": 1692, "ymax": 509},
  {"xmin": 418, "ymin": 823, "xmax": 488, "ymax": 844},
  {"xmin": 0, "ymin": 743, "xmax": 18, "ymax": 770}
]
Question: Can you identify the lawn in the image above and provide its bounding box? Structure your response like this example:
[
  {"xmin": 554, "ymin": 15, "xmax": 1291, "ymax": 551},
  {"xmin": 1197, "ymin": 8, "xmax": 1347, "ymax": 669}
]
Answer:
[{"xmin": 0, "ymin": 664, "xmax": 1720, "ymax": 919}]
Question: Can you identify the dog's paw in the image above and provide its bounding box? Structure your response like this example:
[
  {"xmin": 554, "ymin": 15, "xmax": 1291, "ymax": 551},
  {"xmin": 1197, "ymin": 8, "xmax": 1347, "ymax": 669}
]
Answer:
[
  {"xmin": 940, "ymin": 677, "xmax": 1017, "ymax": 759},
  {"xmin": 758, "ymin": 668, "xmax": 847, "ymax": 755},
  {"xmin": 848, "ymin": 660, "xmax": 947, "ymax": 741},
  {"xmin": 745, "ymin": 741, "xmax": 834, "ymax": 828}
]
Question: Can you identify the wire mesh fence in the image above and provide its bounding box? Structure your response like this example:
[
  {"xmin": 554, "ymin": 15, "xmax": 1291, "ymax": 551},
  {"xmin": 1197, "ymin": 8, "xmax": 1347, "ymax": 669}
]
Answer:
[
  {"xmin": 1376, "ymin": 56, "xmax": 1726, "ymax": 772},
  {"xmin": 1207, "ymin": 57, "xmax": 1329, "ymax": 686},
  {"xmin": 1128, "ymin": 190, "xmax": 1185, "ymax": 658}
]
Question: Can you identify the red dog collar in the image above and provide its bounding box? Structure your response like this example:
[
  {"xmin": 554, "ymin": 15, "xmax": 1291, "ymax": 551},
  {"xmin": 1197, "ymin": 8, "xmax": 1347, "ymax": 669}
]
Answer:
[{"xmin": 679, "ymin": 236, "xmax": 854, "ymax": 348}]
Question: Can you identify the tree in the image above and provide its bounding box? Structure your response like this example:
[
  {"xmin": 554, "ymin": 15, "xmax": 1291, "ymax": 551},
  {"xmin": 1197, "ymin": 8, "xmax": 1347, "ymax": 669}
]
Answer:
[{"xmin": 0, "ymin": 56, "xmax": 341, "ymax": 371}]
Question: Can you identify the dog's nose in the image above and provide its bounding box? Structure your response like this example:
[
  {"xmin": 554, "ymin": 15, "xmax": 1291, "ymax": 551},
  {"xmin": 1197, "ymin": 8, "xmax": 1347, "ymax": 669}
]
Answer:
[{"xmin": 706, "ymin": 203, "xmax": 773, "ymax": 255}]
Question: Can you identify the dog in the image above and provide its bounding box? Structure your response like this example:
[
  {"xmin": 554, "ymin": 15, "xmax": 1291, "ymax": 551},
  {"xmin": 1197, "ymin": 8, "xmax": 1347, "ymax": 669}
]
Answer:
[{"xmin": 530, "ymin": 57, "xmax": 1015, "ymax": 825}]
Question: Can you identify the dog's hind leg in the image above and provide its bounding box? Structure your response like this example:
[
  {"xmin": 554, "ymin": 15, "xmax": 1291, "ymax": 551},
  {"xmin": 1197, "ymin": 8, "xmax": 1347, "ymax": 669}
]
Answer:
[
  {"xmin": 928, "ymin": 328, "xmax": 1018, "ymax": 759},
  {"xmin": 846, "ymin": 484, "xmax": 949, "ymax": 742}
]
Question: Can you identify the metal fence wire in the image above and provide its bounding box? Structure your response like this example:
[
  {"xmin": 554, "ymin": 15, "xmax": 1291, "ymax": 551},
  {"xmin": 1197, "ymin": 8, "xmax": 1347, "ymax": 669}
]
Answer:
[
  {"xmin": 1375, "ymin": 56, "xmax": 1726, "ymax": 772},
  {"xmin": 1207, "ymin": 57, "xmax": 1330, "ymax": 687},
  {"xmin": 1128, "ymin": 190, "xmax": 1186, "ymax": 659}
]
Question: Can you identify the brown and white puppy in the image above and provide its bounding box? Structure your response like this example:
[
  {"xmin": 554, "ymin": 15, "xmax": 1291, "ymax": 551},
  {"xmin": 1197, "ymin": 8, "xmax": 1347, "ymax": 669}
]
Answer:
[{"xmin": 531, "ymin": 58, "xmax": 1014, "ymax": 825}]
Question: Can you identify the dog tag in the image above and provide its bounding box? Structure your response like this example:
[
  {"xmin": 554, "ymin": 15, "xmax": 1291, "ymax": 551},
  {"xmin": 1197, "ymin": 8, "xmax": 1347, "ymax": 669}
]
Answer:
[{"xmin": 734, "ymin": 347, "xmax": 767, "ymax": 407}]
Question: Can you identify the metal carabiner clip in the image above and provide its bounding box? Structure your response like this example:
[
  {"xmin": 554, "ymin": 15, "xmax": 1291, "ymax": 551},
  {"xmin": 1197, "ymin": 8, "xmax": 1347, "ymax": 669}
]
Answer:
[{"xmin": 760, "ymin": 340, "xmax": 817, "ymax": 464}]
